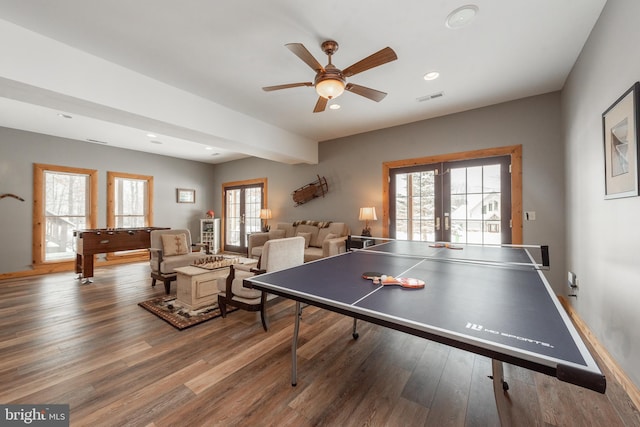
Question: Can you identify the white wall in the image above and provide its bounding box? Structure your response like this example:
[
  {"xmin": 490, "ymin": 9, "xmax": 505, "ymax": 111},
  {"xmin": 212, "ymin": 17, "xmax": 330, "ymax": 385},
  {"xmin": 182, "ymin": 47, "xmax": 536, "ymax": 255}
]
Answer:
[
  {"xmin": 0, "ymin": 127, "xmax": 215, "ymax": 274},
  {"xmin": 213, "ymin": 92, "xmax": 566, "ymax": 291},
  {"xmin": 562, "ymin": 0, "xmax": 640, "ymax": 388}
]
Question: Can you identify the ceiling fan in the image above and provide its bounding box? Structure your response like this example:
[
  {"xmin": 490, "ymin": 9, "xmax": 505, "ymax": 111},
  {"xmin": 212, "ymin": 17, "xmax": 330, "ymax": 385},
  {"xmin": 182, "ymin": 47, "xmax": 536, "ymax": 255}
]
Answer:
[{"xmin": 262, "ymin": 40, "xmax": 397, "ymax": 113}]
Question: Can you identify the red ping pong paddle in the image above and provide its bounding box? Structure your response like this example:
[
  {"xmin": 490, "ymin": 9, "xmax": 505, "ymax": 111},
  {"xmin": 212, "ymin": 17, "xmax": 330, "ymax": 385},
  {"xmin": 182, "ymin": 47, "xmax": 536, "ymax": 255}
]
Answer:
[
  {"xmin": 362, "ymin": 272, "xmax": 425, "ymax": 289},
  {"xmin": 429, "ymin": 243, "xmax": 463, "ymax": 250}
]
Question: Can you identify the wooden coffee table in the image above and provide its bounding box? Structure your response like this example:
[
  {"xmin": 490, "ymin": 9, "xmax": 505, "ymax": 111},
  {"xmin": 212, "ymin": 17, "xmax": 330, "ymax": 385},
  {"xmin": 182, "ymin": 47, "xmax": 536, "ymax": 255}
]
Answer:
[{"xmin": 174, "ymin": 257, "xmax": 256, "ymax": 310}]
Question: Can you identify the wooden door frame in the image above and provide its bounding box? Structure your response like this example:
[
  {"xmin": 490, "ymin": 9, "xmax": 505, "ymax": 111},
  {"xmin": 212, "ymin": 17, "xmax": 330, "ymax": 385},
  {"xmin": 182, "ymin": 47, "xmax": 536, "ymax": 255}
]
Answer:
[
  {"xmin": 221, "ymin": 177, "xmax": 268, "ymax": 252},
  {"xmin": 382, "ymin": 145, "xmax": 523, "ymax": 244}
]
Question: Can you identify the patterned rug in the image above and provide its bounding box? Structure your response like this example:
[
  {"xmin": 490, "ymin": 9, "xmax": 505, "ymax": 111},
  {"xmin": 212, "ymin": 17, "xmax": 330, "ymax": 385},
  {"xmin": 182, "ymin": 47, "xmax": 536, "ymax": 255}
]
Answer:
[{"xmin": 138, "ymin": 295, "xmax": 235, "ymax": 330}]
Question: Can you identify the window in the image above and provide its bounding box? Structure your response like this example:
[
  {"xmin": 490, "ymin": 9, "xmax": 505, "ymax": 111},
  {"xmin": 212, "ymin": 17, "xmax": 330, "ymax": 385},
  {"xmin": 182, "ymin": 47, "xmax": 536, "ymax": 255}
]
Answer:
[
  {"xmin": 33, "ymin": 164, "xmax": 98, "ymax": 265},
  {"xmin": 107, "ymin": 172, "xmax": 153, "ymax": 258},
  {"xmin": 446, "ymin": 159, "xmax": 510, "ymax": 244},
  {"xmin": 393, "ymin": 166, "xmax": 438, "ymax": 241},
  {"xmin": 107, "ymin": 172, "xmax": 153, "ymax": 228},
  {"xmin": 384, "ymin": 145, "xmax": 523, "ymax": 245}
]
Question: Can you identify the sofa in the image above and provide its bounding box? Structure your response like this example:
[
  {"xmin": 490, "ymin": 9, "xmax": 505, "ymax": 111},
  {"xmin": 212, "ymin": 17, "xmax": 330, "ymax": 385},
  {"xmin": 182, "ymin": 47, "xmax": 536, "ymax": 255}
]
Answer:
[{"xmin": 248, "ymin": 221, "xmax": 349, "ymax": 262}]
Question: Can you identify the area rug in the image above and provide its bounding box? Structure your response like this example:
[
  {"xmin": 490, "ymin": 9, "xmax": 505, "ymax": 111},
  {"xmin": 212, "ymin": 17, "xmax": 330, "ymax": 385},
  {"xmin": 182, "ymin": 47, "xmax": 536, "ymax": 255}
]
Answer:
[{"xmin": 138, "ymin": 295, "xmax": 236, "ymax": 330}]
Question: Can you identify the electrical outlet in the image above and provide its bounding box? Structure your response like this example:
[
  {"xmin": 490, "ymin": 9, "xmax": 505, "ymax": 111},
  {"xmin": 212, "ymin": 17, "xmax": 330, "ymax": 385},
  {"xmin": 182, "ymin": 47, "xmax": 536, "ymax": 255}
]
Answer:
[{"xmin": 525, "ymin": 211, "xmax": 536, "ymax": 221}]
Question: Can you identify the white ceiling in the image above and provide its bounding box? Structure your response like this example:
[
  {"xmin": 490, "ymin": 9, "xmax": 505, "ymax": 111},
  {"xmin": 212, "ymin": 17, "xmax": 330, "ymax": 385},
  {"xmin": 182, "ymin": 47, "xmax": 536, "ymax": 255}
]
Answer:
[{"xmin": 0, "ymin": 0, "xmax": 607, "ymax": 164}]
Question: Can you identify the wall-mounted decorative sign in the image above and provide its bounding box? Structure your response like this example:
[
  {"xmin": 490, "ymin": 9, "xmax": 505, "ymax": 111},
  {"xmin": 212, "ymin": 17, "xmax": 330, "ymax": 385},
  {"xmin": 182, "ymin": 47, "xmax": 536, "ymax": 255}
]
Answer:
[
  {"xmin": 177, "ymin": 188, "xmax": 196, "ymax": 203},
  {"xmin": 602, "ymin": 82, "xmax": 640, "ymax": 199}
]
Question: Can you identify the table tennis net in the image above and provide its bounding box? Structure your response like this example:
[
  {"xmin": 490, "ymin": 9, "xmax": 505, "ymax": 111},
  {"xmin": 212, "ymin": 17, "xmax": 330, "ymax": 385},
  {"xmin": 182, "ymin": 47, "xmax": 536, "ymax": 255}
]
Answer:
[{"xmin": 348, "ymin": 236, "xmax": 550, "ymax": 270}]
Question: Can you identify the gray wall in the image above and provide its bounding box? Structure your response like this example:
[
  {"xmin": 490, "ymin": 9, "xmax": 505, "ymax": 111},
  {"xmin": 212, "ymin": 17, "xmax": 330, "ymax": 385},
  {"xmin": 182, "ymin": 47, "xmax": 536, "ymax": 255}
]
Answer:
[
  {"xmin": 0, "ymin": 127, "xmax": 215, "ymax": 274},
  {"xmin": 562, "ymin": 0, "xmax": 640, "ymax": 388},
  {"xmin": 212, "ymin": 92, "xmax": 566, "ymax": 292}
]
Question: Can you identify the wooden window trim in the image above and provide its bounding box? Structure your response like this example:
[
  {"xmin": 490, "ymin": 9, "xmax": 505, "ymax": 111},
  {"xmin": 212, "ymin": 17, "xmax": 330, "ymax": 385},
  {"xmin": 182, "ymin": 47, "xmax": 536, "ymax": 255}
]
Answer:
[
  {"xmin": 382, "ymin": 145, "xmax": 523, "ymax": 244},
  {"xmin": 33, "ymin": 163, "xmax": 98, "ymax": 270}
]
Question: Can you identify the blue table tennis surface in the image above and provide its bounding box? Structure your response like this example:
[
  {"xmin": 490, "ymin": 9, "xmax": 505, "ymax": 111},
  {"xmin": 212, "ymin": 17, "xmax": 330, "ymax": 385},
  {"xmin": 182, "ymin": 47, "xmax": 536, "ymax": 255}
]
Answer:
[{"xmin": 248, "ymin": 240, "xmax": 605, "ymax": 393}]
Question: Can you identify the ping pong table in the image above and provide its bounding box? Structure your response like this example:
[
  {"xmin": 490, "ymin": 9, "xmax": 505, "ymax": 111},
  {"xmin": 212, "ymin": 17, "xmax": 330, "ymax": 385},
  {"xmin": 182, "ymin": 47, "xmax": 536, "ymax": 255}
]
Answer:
[{"xmin": 247, "ymin": 239, "xmax": 606, "ymax": 425}]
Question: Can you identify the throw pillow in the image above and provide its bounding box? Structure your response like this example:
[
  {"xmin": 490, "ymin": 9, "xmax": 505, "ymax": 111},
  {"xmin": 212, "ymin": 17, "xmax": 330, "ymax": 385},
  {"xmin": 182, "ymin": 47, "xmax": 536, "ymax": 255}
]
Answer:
[
  {"xmin": 297, "ymin": 232, "xmax": 312, "ymax": 248},
  {"xmin": 162, "ymin": 233, "xmax": 189, "ymax": 256}
]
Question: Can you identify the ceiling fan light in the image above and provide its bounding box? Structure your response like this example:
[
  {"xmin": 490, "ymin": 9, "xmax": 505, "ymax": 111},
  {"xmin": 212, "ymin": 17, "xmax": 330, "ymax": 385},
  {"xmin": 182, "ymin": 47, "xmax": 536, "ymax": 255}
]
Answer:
[{"xmin": 316, "ymin": 78, "xmax": 346, "ymax": 99}]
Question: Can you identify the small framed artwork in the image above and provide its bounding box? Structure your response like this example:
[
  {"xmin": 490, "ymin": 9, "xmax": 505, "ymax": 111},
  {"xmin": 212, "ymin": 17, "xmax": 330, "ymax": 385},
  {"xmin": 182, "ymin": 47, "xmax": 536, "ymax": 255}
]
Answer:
[
  {"xmin": 602, "ymin": 82, "xmax": 640, "ymax": 199},
  {"xmin": 176, "ymin": 188, "xmax": 196, "ymax": 203}
]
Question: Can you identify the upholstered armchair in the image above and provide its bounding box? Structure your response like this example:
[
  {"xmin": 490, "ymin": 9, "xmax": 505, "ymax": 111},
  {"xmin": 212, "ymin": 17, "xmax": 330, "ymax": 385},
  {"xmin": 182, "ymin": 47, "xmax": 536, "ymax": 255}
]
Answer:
[
  {"xmin": 149, "ymin": 229, "xmax": 206, "ymax": 294},
  {"xmin": 218, "ymin": 236, "xmax": 305, "ymax": 331}
]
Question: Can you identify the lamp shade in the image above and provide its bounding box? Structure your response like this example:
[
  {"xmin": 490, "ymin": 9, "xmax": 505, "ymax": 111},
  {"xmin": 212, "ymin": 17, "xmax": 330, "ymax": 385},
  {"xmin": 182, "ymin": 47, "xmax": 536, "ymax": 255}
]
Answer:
[
  {"xmin": 359, "ymin": 207, "xmax": 377, "ymax": 221},
  {"xmin": 260, "ymin": 208, "xmax": 272, "ymax": 220}
]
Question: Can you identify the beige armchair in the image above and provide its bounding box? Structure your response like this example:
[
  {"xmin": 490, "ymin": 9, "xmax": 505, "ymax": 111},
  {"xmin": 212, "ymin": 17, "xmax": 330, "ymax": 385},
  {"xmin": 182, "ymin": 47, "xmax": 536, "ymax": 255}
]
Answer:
[
  {"xmin": 218, "ymin": 236, "xmax": 305, "ymax": 331},
  {"xmin": 149, "ymin": 229, "xmax": 206, "ymax": 294}
]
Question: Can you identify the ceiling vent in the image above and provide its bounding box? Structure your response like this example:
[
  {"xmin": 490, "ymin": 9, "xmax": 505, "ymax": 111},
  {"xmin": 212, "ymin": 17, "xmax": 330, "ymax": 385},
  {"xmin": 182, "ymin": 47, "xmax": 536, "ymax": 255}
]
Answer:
[
  {"xmin": 86, "ymin": 138, "xmax": 109, "ymax": 144},
  {"xmin": 416, "ymin": 92, "xmax": 444, "ymax": 102}
]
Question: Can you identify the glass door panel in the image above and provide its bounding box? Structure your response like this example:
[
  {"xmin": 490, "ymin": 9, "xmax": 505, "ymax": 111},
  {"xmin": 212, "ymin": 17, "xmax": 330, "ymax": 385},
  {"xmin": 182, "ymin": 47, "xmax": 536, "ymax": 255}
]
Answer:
[
  {"xmin": 390, "ymin": 155, "xmax": 511, "ymax": 244},
  {"xmin": 390, "ymin": 165, "xmax": 438, "ymax": 241},
  {"xmin": 443, "ymin": 156, "xmax": 511, "ymax": 244},
  {"xmin": 224, "ymin": 183, "xmax": 264, "ymax": 254},
  {"xmin": 225, "ymin": 189, "xmax": 242, "ymax": 248}
]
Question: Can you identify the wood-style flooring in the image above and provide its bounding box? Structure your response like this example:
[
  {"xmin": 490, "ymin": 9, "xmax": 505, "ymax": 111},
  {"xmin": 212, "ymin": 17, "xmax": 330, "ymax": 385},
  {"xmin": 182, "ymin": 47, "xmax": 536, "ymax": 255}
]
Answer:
[{"xmin": 1, "ymin": 262, "xmax": 639, "ymax": 426}]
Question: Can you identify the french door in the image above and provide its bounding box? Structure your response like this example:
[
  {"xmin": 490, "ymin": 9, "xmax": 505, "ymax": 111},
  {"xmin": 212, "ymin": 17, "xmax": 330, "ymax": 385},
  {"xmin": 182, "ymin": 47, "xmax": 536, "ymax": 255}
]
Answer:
[
  {"xmin": 223, "ymin": 181, "xmax": 265, "ymax": 253},
  {"xmin": 389, "ymin": 155, "xmax": 512, "ymax": 244}
]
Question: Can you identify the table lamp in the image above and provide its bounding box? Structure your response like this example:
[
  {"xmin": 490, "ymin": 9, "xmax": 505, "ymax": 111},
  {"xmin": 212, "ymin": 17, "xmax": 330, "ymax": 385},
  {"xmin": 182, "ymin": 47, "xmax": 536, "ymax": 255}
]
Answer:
[
  {"xmin": 359, "ymin": 207, "xmax": 377, "ymax": 237},
  {"xmin": 260, "ymin": 208, "xmax": 272, "ymax": 231}
]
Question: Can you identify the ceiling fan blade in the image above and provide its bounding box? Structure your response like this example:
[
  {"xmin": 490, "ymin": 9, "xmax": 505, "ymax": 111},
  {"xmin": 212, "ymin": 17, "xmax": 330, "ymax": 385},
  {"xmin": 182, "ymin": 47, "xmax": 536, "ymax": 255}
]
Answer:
[
  {"xmin": 286, "ymin": 43, "xmax": 325, "ymax": 73},
  {"xmin": 313, "ymin": 97, "xmax": 328, "ymax": 113},
  {"xmin": 262, "ymin": 82, "xmax": 313, "ymax": 91},
  {"xmin": 342, "ymin": 47, "xmax": 397, "ymax": 77},
  {"xmin": 345, "ymin": 83, "xmax": 387, "ymax": 102}
]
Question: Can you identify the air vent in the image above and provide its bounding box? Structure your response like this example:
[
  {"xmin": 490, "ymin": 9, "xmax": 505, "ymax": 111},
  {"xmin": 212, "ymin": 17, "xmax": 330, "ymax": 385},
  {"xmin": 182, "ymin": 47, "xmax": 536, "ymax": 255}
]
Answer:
[
  {"xmin": 416, "ymin": 91, "xmax": 444, "ymax": 102},
  {"xmin": 86, "ymin": 138, "xmax": 108, "ymax": 144}
]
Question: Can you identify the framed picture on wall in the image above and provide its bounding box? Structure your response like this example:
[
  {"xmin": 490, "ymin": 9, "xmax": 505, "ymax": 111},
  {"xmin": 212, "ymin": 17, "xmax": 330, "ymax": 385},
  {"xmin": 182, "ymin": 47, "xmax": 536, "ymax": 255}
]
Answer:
[
  {"xmin": 602, "ymin": 82, "xmax": 640, "ymax": 199},
  {"xmin": 176, "ymin": 188, "xmax": 196, "ymax": 203}
]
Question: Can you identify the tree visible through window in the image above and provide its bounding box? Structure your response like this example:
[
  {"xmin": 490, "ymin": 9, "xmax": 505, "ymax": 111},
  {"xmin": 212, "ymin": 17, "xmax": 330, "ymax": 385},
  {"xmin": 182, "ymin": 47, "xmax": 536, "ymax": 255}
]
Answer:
[
  {"xmin": 387, "ymin": 149, "xmax": 519, "ymax": 245},
  {"xmin": 33, "ymin": 164, "xmax": 97, "ymax": 264},
  {"xmin": 107, "ymin": 172, "xmax": 152, "ymax": 229}
]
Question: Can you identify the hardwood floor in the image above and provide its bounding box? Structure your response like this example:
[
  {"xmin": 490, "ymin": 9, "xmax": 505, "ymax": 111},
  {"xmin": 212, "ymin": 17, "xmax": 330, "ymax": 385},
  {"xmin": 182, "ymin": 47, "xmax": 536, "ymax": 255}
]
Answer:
[{"xmin": 1, "ymin": 262, "xmax": 639, "ymax": 426}]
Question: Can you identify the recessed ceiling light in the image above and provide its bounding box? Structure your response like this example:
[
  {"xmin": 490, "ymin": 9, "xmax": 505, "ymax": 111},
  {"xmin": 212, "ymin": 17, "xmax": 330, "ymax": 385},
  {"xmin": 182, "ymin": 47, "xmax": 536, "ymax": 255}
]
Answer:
[
  {"xmin": 146, "ymin": 133, "xmax": 157, "ymax": 138},
  {"xmin": 204, "ymin": 146, "xmax": 214, "ymax": 150},
  {"xmin": 57, "ymin": 113, "xmax": 72, "ymax": 119},
  {"xmin": 424, "ymin": 71, "xmax": 440, "ymax": 81},
  {"xmin": 329, "ymin": 104, "xmax": 341, "ymax": 110},
  {"xmin": 446, "ymin": 5, "xmax": 478, "ymax": 29}
]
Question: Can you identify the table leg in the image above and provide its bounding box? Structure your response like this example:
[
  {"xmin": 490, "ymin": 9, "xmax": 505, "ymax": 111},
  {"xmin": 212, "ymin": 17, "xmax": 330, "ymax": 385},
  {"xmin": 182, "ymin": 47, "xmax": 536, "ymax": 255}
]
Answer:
[
  {"xmin": 352, "ymin": 318, "xmax": 359, "ymax": 339},
  {"xmin": 492, "ymin": 359, "xmax": 513, "ymax": 426},
  {"xmin": 291, "ymin": 301, "xmax": 302, "ymax": 386}
]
